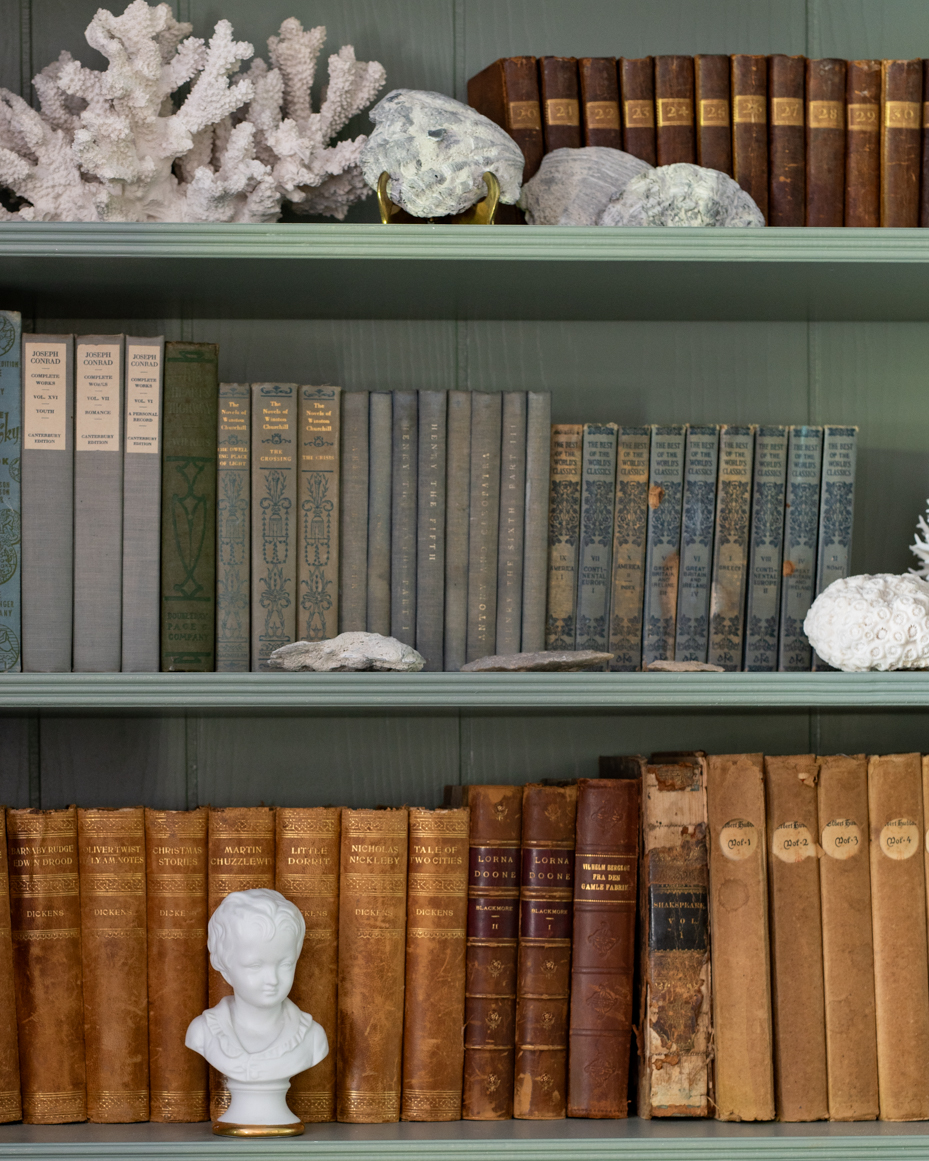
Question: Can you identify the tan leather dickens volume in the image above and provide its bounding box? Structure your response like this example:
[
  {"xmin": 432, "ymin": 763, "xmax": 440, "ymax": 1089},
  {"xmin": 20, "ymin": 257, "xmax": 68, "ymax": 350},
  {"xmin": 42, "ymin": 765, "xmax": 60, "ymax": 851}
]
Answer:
[
  {"xmin": 731, "ymin": 55, "xmax": 768, "ymax": 220},
  {"xmin": 539, "ymin": 57, "xmax": 582, "ymax": 153},
  {"xmin": 567, "ymin": 778, "xmax": 638, "ymax": 1119},
  {"xmin": 806, "ymin": 59, "xmax": 847, "ymax": 225},
  {"xmin": 845, "ymin": 61, "xmax": 881, "ymax": 227},
  {"xmin": 513, "ymin": 783, "xmax": 577, "ymax": 1120},
  {"xmin": 654, "ymin": 56, "xmax": 695, "ymax": 166},
  {"xmin": 817, "ymin": 755, "xmax": 878, "ymax": 1121},
  {"xmin": 79, "ymin": 807, "xmax": 149, "ymax": 1123},
  {"xmin": 145, "ymin": 807, "xmax": 209, "ymax": 1123},
  {"xmin": 401, "ymin": 808, "xmax": 469, "ymax": 1121},
  {"xmin": 881, "ymin": 59, "xmax": 922, "ymax": 227},
  {"xmin": 706, "ymin": 753, "xmax": 774, "ymax": 1121},
  {"xmin": 868, "ymin": 753, "xmax": 929, "ymax": 1120},
  {"xmin": 694, "ymin": 54, "xmax": 731, "ymax": 175},
  {"xmin": 460, "ymin": 785, "xmax": 522, "ymax": 1121},
  {"xmin": 0, "ymin": 810, "xmax": 21, "ymax": 1124},
  {"xmin": 619, "ymin": 58, "xmax": 657, "ymax": 165},
  {"xmin": 764, "ymin": 756, "xmax": 827, "ymax": 1122},
  {"xmin": 337, "ymin": 809, "xmax": 408, "ymax": 1123},
  {"xmin": 467, "ymin": 58, "xmax": 543, "ymax": 180},
  {"xmin": 276, "ymin": 807, "xmax": 340, "ymax": 1123},
  {"xmin": 768, "ymin": 54, "xmax": 806, "ymax": 226},
  {"xmin": 8, "ymin": 806, "xmax": 86, "ymax": 1124},
  {"xmin": 579, "ymin": 58, "xmax": 621, "ymax": 150}
]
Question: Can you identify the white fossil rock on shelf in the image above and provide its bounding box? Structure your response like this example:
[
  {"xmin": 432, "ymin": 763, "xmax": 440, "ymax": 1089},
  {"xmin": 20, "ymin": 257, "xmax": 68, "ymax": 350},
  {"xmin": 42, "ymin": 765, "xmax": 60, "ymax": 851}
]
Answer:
[
  {"xmin": 519, "ymin": 146, "xmax": 652, "ymax": 226},
  {"xmin": 599, "ymin": 162, "xmax": 765, "ymax": 227},
  {"xmin": 267, "ymin": 632, "xmax": 425, "ymax": 672}
]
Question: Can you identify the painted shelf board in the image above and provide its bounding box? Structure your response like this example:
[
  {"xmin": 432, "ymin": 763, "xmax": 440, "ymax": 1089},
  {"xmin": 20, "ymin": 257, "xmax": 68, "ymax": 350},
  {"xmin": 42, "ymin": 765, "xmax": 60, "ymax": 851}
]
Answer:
[
  {"xmin": 2, "ymin": 224, "xmax": 929, "ymax": 321},
  {"xmin": 0, "ymin": 672, "xmax": 928, "ymax": 710}
]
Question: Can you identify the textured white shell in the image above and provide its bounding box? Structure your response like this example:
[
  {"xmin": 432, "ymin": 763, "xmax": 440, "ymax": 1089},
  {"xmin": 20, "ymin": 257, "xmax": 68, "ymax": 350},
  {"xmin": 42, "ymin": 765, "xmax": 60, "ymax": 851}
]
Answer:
[
  {"xmin": 518, "ymin": 147, "xmax": 652, "ymax": 226},
  {"xmin": 803, "ymin": 573, "xmax": 929, "ymax": 672},
  {"xmin": 599, "ymin": 162, "xmax": 765, "ymax": 227}
]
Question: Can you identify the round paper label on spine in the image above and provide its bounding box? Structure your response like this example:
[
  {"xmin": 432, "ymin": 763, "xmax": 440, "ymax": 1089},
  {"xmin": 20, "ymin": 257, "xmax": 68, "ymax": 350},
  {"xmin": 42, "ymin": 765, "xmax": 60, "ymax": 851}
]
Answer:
[
  {"xmin": 822, "ymin": 818, "xmax": 862, "ymax": 860},
  {"xmin": 719, "ymin": 819, "xmax": 758, "ymax": 861},
  {"xmin": 879, "ymin": 818, "xmax": 919, "ymax": 860},
  {"xmin": 772, "ymin": 821, "xmax": 816, "ymax": 863}
]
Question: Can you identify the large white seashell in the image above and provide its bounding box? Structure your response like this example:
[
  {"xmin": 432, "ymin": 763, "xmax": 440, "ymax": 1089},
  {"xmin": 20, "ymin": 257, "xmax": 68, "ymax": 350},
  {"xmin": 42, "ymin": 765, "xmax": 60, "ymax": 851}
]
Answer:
[{"xmin": 599, "ymin": 162, "xmax": 765, "ymax": 227}]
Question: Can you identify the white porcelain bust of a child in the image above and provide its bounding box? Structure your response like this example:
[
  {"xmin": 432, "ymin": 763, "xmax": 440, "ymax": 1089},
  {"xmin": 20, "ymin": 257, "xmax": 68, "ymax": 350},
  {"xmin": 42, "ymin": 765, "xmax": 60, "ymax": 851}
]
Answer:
[{"xmin": 186, "ymin": 888, "xmax": 328, "ymax": 1134}]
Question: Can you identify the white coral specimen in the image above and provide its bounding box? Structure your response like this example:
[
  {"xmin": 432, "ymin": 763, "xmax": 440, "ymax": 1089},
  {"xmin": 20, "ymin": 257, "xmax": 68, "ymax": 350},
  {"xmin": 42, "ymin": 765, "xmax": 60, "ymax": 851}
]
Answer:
[
  {"xmin": 804, "ymin": 573, "xmax": 929, "ymax": 672},
  {"xmin": 910, "ymin": 500, "xmax": 929, "ymax": 579},
  {"xmin": 0, "ymin": 2, "xmax": 385, "ymax": 222},
  {"xmin": 599, "ymin": 162, "xmax": 765, "ymax": 227}
]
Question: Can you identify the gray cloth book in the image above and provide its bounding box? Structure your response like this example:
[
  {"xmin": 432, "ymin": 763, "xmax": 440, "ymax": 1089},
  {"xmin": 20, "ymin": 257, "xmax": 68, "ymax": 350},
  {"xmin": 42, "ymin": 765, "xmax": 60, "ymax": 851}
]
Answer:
[
  {"xmin": 496, "ymin": 392, "xmax": 527, "ymax": 656},
  {"xmin": 744, "ymin": 426, "xmax": 788, "ymax": 672},
  {"xmin": 708, "ymin": 425, "xmax": 755, "ymax": 671},
  {"xmin": 215, "ymin": 382, "xmax": 250, "ymax": 672},
  {"xmin": 339, "ymin": 391, "xmax": 369, "ymax": 633},
  {"xmin": 674, "ymin": 425, "xmax": 720, "ymax": 663},
  {"xmin": 777, "ymin": 427, "xmax": 823, "ymax": 672},
  {"xmin": 0, "ymin": 310, "xmax": 22, "ymax": 672},
  {"xmin": 575, "ymin": 422, "xmax": 617, "ymax": 653},
  {"xmin": 444, "ymin": 391, "xmax": 471, "ymax": 671},
  {"xmin": 297, "ymin": 385, "xmax": 341, "ymax": 641},
  {"xmin": 390, "ymin": 391, "xmax": 417, "ymax": 646},
  {"xmin": 73, "ymin": 334, "xmax": 124, "ymax": 672},
  {"xmin": 641, "ymin": 425, "xmax": 685, "ymax": 667},
  {"xmin": 466, "ymin": 393, "xmax": 502, "ymax": 663},
  {"xmin": 521, "ymin": 391, "xmax": 551, "ymax": 653},
  {"xmin": 367, "ymin": 392, "xmax": 392, "ymax": 635},
  {"xmin": 813, "ymin": 425, "xmax": 858, "ymax": 671},
  {"xmin": 416, "ymin": 390, "xmax": 447, "ymax": 672},
  {"xmin": 609, "ymin": 426, "xmax": 650, "ymax": 671}
]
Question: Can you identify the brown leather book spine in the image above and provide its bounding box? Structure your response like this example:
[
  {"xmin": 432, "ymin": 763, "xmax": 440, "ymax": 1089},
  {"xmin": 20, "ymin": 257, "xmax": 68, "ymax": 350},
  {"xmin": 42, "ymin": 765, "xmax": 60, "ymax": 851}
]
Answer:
[
  {"xmin": 79, "ymin": 807, "xmax": 149, "ymax": 1123},
  {"xmin": 694, "ymin": 55, "xmax": 731, "ymax": 175},
  {"xmin": 337, "ymin": 808, "xmax": 408, "ymax": 1123},
  {"xmin": 0, "ymin": 810, "xmax": 21, "ymax": 1124},
  {"xmin": 619, "ymin": 57, "xmax": 657, "ymax": 165},
  {"xmin": 579, "ymin": 58, "xmax": 621, "ymax": 149},
  {"xmin": 401, "ymin": 808, "xmax": 469, "ymax": 1121},
  {"xmin": 867, "ymin": 753, "xmax": 929, "ymax": 1120},
  {"xmin": 276, "ymin": 807, "xmax": 340, "ymax": 1123},
  {"xmin": 567, "ymin": 778, "xmax": 638, "ymax": 1119},
  {"xmin": 706, "ymin": 753, "xmax": 775, "ymax": 1121},
  {"xmin": 513, "ymin": 783, "xmax": 577, "ymax": 1120},
  {"xmin": 922, "ymin": 61, "xmax": 929, "ymax": 226},
  {"xmin": 654, "ymin": 56, "xmax": 695, "ymax": 166},
  {"xmin": 461, "ymin": 785, "xmax": 522, "ymax": 1121},
  {"xmin": 881, "ymin": 59, "xmax": 922, "ymax": 227},
  {"xmin": 806, "ymin": 59, "xmax": 847, "ymax": 226},
  {"xmin": 768, "ymin": 54, "xmax": 806, "ymax": 225},
  {"xmin": 8, "ymin": 807, "xmax": 86, "ymax": 1124},
  {"xmin": 845, "ymin": 60, "xmax": 881, "ymax": 226},
  {"xmin": 145, "ymin": 807, "xmax": 209, "ymax": 1124},
  {"xmin": 731, "ymin": 55, "xmax": 769, "ymax": 220},
  {"xmin": 763, "ymin": 756, "xmax": 827, "ymax": 1122},
  {"xmin": 540, "ymin": 57, "xmax": 582, "ymax": 153},
  {"xmin": 467, "ymin": 57, "xmax": 543, "ymax": 180},
  {"xmin": 817, "ymin": 755, "xmax": 878, "ymax": 1121}
]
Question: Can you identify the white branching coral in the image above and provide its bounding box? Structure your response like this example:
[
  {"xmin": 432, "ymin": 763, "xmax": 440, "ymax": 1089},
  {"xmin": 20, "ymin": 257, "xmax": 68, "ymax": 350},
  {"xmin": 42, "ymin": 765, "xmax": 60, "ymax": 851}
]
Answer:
[
  {"xmin": 804, "ymin": 573, "xmax": 929, "ymax": 672},
  {"xmin": 910, "ymin": 500, "xmax": 929, "ymax": 579},
  {"xmin": 0, "ymin": 1, "xmax": 385, "ymax": 222}
]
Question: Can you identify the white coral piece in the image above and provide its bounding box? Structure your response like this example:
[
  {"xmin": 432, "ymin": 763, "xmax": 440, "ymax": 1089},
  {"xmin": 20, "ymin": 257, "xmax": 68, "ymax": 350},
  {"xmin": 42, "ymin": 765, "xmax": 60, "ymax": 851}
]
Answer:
[
  {"xmin": 803, "ymin": 573, "xmax": 929, "ymax": 672},
  {"xmin": 909, "ymin": 500, "xmax": 929, "ymax": 579}
]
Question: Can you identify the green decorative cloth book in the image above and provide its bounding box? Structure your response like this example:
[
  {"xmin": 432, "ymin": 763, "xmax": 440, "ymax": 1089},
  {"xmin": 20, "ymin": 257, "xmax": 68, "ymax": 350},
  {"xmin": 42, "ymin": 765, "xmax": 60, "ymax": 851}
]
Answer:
[
  {"xmin": 707, "ymin": 425, "xmax": 755, "ymax": 671},
  {"xmin": 215, "ymin": 382, "xmax": 250, "ymax": 672},
  {"xmin": 608, "ymin": 426, "xmax": 650, "ymax": 672},
  {"xmin": 641, "ymin": 425, "xmax": 685, "ymax": 667},
  {"xmin": 298, "ymin": 385, "xmax": 341, "ymax": 641},
  {"xmin": 575, "ymin": 422, "xmax": 617, "ymax": 653},
  {"xmin": 744, "ymin": 426, "xmax": 788, "ymax": 672},
  {"xmin": 777, "ymin": 427, "xmax": 823, "ymax": 672},
  {"xmin": 674, "ymin": 425, "xmax": 719, "ymax": 663}
]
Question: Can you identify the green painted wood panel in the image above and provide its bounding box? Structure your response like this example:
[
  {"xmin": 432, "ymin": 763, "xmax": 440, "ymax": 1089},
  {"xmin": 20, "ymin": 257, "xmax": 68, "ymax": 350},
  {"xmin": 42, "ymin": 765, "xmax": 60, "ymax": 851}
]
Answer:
[
  {"xmin": 0, "ymin": 718, "xmax": 32, "ymax": 808},
  {"xmin": 811, "ymin": 0, "xmax": 929, "ymax": 59}
]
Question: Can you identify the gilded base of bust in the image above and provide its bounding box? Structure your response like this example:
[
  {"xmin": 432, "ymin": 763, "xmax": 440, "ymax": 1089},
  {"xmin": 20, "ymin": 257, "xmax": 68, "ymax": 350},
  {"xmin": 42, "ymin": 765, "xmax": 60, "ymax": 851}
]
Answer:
[{"xmin": 212, "ymin": 1121, "xmax": 305, "ymax": 1137}]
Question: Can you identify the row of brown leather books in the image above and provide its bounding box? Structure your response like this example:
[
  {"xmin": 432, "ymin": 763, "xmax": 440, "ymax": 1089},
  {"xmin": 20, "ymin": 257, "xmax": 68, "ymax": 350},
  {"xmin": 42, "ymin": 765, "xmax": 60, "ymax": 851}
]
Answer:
[{"xmin": 468, "ymin": 54, "xmax": 929, "ymax": 226}]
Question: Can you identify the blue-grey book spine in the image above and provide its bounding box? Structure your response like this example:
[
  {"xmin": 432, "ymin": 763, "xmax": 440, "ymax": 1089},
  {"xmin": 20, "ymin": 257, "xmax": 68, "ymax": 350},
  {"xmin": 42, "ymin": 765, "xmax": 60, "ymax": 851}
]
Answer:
[
  {"xmin": 744, "ymin": 425, "xmax": 788, "ymax": 672},
  {"xmin": 443, "ymin": 391, "xmax": 471, "ymax": 671},
  {"xmin": 496, "ymin": 391, "xmax": 527, "ymax": 655},
  {"xmin": 216, "ymin": 382, "xmax": 250, "ymax": 672},
  {"xmin": 641, "ymin": 425, "xmax": 686, "ymax": 667},
  {"xmin": 545, "ymin": 425, "xmax": 583, "ymax": 651},
  {"xmin": 777, "ymin": 427, "xmax": 823, "ymax": 671},
  {"xmin": 0, "ymin": 312, "xmax": 21, "ymax": 671},
  {"xmin": 708, "ymin": 425, "xmax": 755, "ymax": 671},
  {"xmin": 521, "ymin": 391, "xmax": 551, "ymax": 652},
  {"xmin": 466, "ymin": 392, "xmax": 502, "ymax": 663},
  {"xmin": 367, "ymin": 392, "xmax": 392, "ymax": 635},
  {"xmin": 251, "ymin": 383, "xmax": 297, "ymax": 670},
  {"xmin": 390, "ymin": 391, "xmax": 417, "ymax": 646},
  {"xmin": 575, "ymin": 422, "xmax": 617, "ymax": 653},
  {"xmin": 297, "ymin": 385, "xmax": 341, "ymax": 641},
  {"xmin": 608, "ymin": 426, "xmax": 650, "ymax": 671},
  {"xmin": 674, "ymin": 425, "xmax": 719, "ymax": 663},
  {"xmin": 416, "ymin": 390, "xmax": 447, "ymax": 671},
  {"xmin": 339, "ymin": 391, "xmax": 369, "ymax": 633},
  {"xmin": 812, "ymin": 425, "xmax": 858, "ymax": 670}
]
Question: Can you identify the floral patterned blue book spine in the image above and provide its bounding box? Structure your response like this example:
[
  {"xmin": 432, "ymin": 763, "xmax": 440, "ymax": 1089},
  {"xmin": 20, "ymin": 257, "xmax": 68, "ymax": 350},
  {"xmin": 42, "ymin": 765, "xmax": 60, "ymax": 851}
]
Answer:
[
  {"xmin": 777, "ymin": 427, "xmax": 823, "ymax": 671},
  {"xmin": 744, "ymin": 426, "xmax": 788, "ymax": 672},
  {"xmin": 575, "ymin": 423, "xmax": 617, "ymax": 653},
  {"xmin": 642, "ymin": 425, "xmax": 685, "ymax": 668},
  {"xmin": 216, "ymin": 383, "xmax": 250, "ymax": 672},
  {"xmin": 812, "ymin": 425, "xmax": 858, "ymax": 670},
  {"xmin": 707, "ymin": 425, "xmax": 755, "ymax": 671},
  {"xmin": 674, "ymin": 425, "xmax": 719, "ymax": 664},
  {"xmin": 0, "ymin": 311, "xmax": 21, "ymax": 671},
  {"xmin": 608, "ymin": 427, "xmax": 650, "ymax": 671}
]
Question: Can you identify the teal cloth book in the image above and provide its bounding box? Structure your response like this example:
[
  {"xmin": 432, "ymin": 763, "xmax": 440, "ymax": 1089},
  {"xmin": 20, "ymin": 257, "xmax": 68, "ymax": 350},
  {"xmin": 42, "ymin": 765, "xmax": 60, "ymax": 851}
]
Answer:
[
  {"xmin": 641, "ymin": 425, "xmax": 685, "ymax": 667},
  {"xmin": 708, "ymin": 425, "xmax": 755, "ymax": 671},
  {"xmin": 521, "ymin": 391, "xmax": 551, "ymax": 653},
  {"xmin": 339, "ymin": 391, "xmax": 369, "ymax": 633},
  {"xmin": 813, "ymin": 425, "xmax": 858, "ymax": 670},
  {"xmin": 496, "ymin": 391, "xmax": 527, "ymax": 655},
  {"xmin": 367, "ymin": 392, "xmax": 392, "ymax": 636},
  {"xmin": 416, "ymin": 390, "xmax": 447, "ymax": 671},
  {"xmin": 216, "ymin": 382, "xmax": 251, "ymax": 672},
  {"xmin": 390, "ymin": 391, "xmax": 417, "ymax": 647},
  {"xmin": 608, "ymin": 426, "xmax": 650, "ymax": 671},
  {"xmin": 466, "ymin": 392, "xmax": 502, "ymax": 663},
  {"xmin": 297, "ymin": 385, "xmax": 341, "ymax": 641},
  {"xmin": 575, "ymin": 422, "xmax": 617, "ymax": 653},
  {"xmin": 0, "ymin": 311, "xmax": 21, "ymax": 671},
  {"xmin": 444, "ymin": 391, "xmax": 471, "ymax": 671},
  {"xmin": 777, "ymin": 426, "xmax": 823, "ymax": 672},
  {"xmin": 674, "ymin": 425, "xmax": 719, "ymax": 663},
  {"xmin": 744, "ymin": 426, "xmax": 788, "ymax": 672}
]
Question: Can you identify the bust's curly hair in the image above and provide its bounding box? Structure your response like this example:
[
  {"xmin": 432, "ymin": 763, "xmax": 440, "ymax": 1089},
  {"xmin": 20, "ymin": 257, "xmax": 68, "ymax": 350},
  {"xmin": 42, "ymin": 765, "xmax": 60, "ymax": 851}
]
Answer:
[{"xmin": 208, "ymin": 888, "xmax": 305, "ymax": 974}]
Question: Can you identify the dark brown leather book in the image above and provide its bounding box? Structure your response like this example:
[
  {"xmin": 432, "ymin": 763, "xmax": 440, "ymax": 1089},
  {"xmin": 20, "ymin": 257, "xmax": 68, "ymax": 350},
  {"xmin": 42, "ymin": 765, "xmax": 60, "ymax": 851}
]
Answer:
[
  {"xmin": 402, "ymin": 808, "xmax": 469, "ymax": 1121},
  {"xmin": 145, "ymin": 807, "xmax": 209, "ymax": 1123},
  {"xmin": 0, "ymin": 810, "xmax": 21, "ymax": 1124},
  {"xmin": 540, "ymin": 57, "xmax": 582, "ymax": 153},
  {"xmin": 579, "ymin": 58, "xmax": 621, "ymax": 149},
  {"xmin": 731, "ymin": 55, "xmax": 769, "ymax": 219},
  {"xmin": 845, "ymin": 60, "xmax": 881, "ymax": 226},
  {"xmin": 654, "ymin": 55, "xmax": 695, "ymax": 165},
  {"xmin": 881, "ymin": 59, "xmax": 922, "ymax": 226},
  {"xmin": 922, "ymin": 62, "xmax": 929, "ymax": 226},
  {"xmin": 468, "ymin": 57, "xmax": 543, "ymax": 180},
  {"xmin": 768, "ymin": 55, "xmax": 806, "ymax": 226},
  {"xmin": 598, "ymin": 756, "xmax": 645, "ymax": 779},
  {"xmin": 694, "ymin": 54, "xmax": 731, "ymax": 175},
  {"xmin": 806, "ymin": 59, "xmax": 847, "ymax": 226},
  {"xmin": 337, "ymin": 808, "xmax": 408, "ymax": 1123},
  {"xmin": 461, "ymin": 785, "xmax": 522, "ymax": 1121},
  {"xmin": 513, "ymin": 783, "xmax": 577, "ymax": 1120},
  {"xmin": 276, "ymin": 807, "xmax": 340, "ymax": 1123},
  {"xmin": 8, "ymin": 807, "xmax": 86, "ymax": 1124},
  {"xmin": 619, "ymin": 57, "xmax": 657, "ymax": 165},
  {"xmin": 79, "ymin": 808, "xmax": 149, "ymax": 1123},
  {"xmin": 567, "ymin": 778, "xmax": 638, "ymax": 1119}
]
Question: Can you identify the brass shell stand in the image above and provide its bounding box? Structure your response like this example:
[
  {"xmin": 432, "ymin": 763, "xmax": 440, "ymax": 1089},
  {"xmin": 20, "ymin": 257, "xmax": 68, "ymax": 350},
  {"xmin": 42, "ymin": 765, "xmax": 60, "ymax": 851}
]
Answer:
[
  {"xmin": 212, "ymin": 1121, "xmax": 305, "ymax": 1137},
  {"xmin": 377, "ymin": 171, "xmax": 501, "ymax": 224}
]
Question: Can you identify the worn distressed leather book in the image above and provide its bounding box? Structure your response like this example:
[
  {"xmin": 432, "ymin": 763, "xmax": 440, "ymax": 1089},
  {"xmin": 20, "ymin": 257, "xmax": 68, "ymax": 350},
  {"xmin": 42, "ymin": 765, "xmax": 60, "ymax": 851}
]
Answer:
[
  {"xmin": 575, "ymin": 423, "xmax": 617, "ymax": 653},
  {"xmin": 655, "ymin": 56, "xmax": 695, "ymax": 165},
  {"xmin": 845, "ymin": 61, "xmax": 881, "ymax": 227},
  {"xmin": 708, "ymin": 425, "xmax": 755, "ymax": 671},
  {"xmin": 812, "ymin": 425, "xmax": 858, "ymax": 670},
  {"xmin": 764, "ymin": 756, "xmax": 827, "ymax": 1122},
  {"xmin": 744, "ymin": 426, "xmax": 788, "ymax": 672},
  {"xmin": 468, "ymin": 58, "xmax": 543, "ymax": 180},
  {"xmin": 390, "ymin": 391, "xmax": 417, "ymax": 647},
  {"xmin": 521, "ymin": 392, "xmax": 551, "ymax": 654},
  {"xmin": 402, "ymin": 808, "xmax": 469, "ymax": 1121},
  {"xmin": 444, "ymin": 391, "xmax": 471, "ymax": 671},
  {"xmin": 496, "ymin": 393, "xmax": 526, "ymax": 656},
  {"xmin": 608, "ymin": 427, "xmax": 650, "ymax": 671},
  {"xmin": 276, "ymin": 807, "xmax": 341, "ymax": 1123},
  {"xmin": 619, "ymin": 57, "xmax": 656, "ymax": 165},
  {"xmin": 298, "ymin": 386, "xmax": 341, "ymax": 642},
  {"xmin": 638, "ymin": 754, "xmax": 711, "ymax": 1118},
  {"xmin": 367, "ymin": 392, "xmax": 392, "ymax": 636},
  {"xmin": 8, "ymin": 806, "xmax": 86, "ymax": 1123},
  {"xmin": 339, "ymin": 391, "xmax": 369, "ymax": 633},
  {"xmin": 545, "ymin": 424, "xmax": 583, "ymax": 651},
  {"xmin": 416, "ymin": 391, "xmax": 447, "ymax": 671},
  {"xmin": 806, "ymin": 59, "xmax": 846, "ymax": 225},
  {"xmin": 768, "ymin": 55, "xmax": 806, "ymax": 226},
  {"xmin": 817, "ymin": 755, "xmax": 878, "ymax": 1121},
  {"xmin": 642, "ymin": 425, "xmax": 685, "ymax": 667},
  {"xmin": 514, "ymin": 783, "xmax": 577, "ymax": 1120},
  {"xmin": 777, "ymin": 426, "xmax": 823, "ymax": 671},
  {"xmin": 730, "ymin": 55, "xmax": 768, "ymax": 219},
  {"xmin": 674, "ymin": 426, "xmax": 719, "ymax": 664},
  {"xmin": 145, "ymin": 807, "xmax": 209, "ymax": 1123},
  {"xmin": 160, "ymin": 342, "xmax": 217, "ymax": 672},
  {"xmin": 467, "ymin": 393, "xmax": 502, "ymax": 663},
  {"xmin": 694, "ymin": 55, "xmax": 731, "ymax": 175},
  {"xmin": 79, "ymin": 807, "xmax": 149, "ymax": 1123},
  {"xmin": 215, "ymin": 383, "xmax": 250, "ymax": 672},
  {"xmin": 0, "ymin": 810, "xmax": 21, "ymax": 1123},
  {"xmin": 540, "ymin": 57, "xmax": 581, "ymax": 152},
  {"xmin": 579, "ymin": 58, "xmax": 621, "ymax": 149},
  {"xmin": 707, "ymin": 753, "xmax": 775, "ymax": 1121},
  {"xmin": 337, "ymin": 808, "xmax": 408, "ymax": 1123},
  {"xmin": 868, "ymin": 754, "xmax": 929, "ymax": 1120},
  {"xmin": 567, "ymin": 778, "xmax": 638, "ymax": 1118},
  {"xmin": 881, "ymin": 59, "xmax": 922, "ymax": 226}
]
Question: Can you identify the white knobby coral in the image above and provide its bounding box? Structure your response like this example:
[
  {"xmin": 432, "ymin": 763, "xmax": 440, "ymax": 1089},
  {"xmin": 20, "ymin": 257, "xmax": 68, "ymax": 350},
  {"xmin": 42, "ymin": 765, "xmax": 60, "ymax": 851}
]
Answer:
[
  {"xmin": 0, "ymin": 1, "xmax": 385, "ymax": 222},
  {"xmin": 804, "ymin": 573, "xmax": 929, "ymax": 672},
  {"xmin": 910, "ymin": 500, "xmax": 929, "ymax": 579}
]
